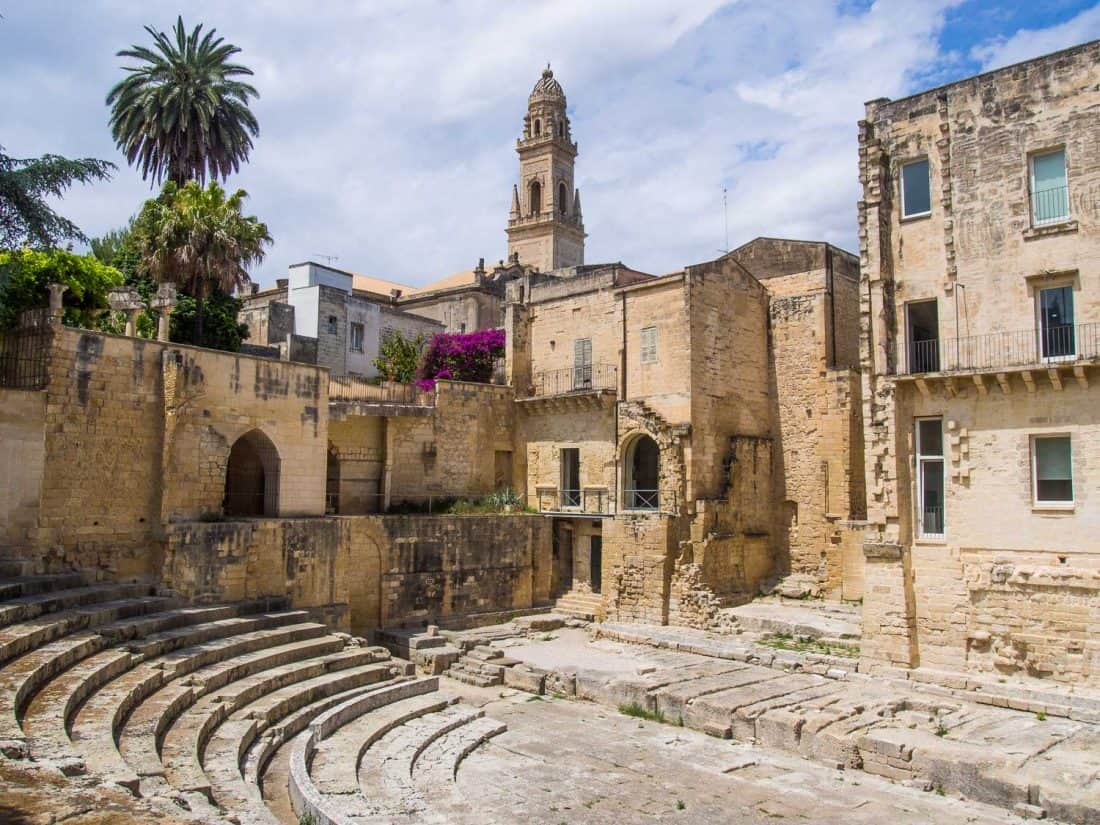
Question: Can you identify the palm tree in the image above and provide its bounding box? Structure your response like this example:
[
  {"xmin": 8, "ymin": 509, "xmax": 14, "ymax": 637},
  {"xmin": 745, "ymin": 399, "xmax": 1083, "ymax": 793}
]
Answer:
[
  {"xmin": 107, "ymin": 16, "xmax": 259, "ymax": 186},
  {"xmin": 133, "ymin": 180, "xmax": 271, "ymax": 343}
]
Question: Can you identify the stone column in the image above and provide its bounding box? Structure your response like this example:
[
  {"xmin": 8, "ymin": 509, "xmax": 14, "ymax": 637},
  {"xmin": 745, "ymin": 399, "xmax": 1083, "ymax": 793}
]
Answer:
[
  {"xmin": 46, "ymin": 283, "xmax": 68, "ymax": 324},
  {"xmin": 107, "ymin": 286, "xmax": 147, "ymax": 337},
  {"xmin": 150, "ymin": 283, "xmax": 178, "ymax": 342}
]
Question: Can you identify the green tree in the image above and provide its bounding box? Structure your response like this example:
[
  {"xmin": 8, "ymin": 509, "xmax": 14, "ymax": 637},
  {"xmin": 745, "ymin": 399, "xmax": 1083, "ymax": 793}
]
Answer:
[
  {"xmin": 91, "ymin": 222, "xmax": 157, "ymax": 338},
  {"xmin": 0, "ymin": 248, "xmax": 123, "ymax": 329},
  {"xmin": 373, "ymin": 330, "xmax": 426, "ymax": 383},
  {"xmin": 169, "ymin": 288, "xmax": 249, "ymax": 351},
  {"xmin": 131, "ymin": 180, "xmax": 270, "ymax": 343},
  {"xmin": 107, "ymin": 16, "xmax": 260, "ymax": 186},
  {"xmin": 0, "ymin": 146, "xmax": 114, "ymax": 248}
]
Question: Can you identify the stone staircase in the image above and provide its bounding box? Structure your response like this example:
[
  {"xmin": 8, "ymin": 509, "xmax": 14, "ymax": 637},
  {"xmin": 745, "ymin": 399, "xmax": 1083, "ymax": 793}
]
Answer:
[
  {"xmin": 445, "ymin": 645, "xmax": 523, "ymax": 688},
  {"xmin": 0, "ymin": 559, "xmax": 505, "ymax": 824},
  {"xmin": 553, "ymin": 589, "xmax": 603, "ymax": 620}
]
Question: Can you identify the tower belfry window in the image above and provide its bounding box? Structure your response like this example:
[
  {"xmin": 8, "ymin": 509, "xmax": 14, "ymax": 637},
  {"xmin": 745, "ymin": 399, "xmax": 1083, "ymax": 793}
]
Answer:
[
  {"xmin": 533, "ymin": 119, "xmax": 541, "ymax": 136},
  {"xmin": 558, "ymin": 182, "xmax": 568, "ymax": 214},
  {"xmin": 558, "ymin": 121, "xmax": 564, "ymax": 138},
  {"xmin": 529, "ymin": 180, "xmax": 542, "ymax": 216}
]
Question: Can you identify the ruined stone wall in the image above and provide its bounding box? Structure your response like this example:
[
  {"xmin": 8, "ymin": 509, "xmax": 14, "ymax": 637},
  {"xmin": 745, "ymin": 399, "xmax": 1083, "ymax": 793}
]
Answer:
[
  {"xmin": 387, "ymin": 381, "xmax": 515, "ymax": 502},
  {"xmin": 21, "ymin": 327, "xmax": 327, "ymax": 577},
  {"xmin": 686, "ymin": 262, "xmax": 772, "ymax": 501},
  {"xmin": 603, "ymin": 514, "xmax": 685, "ymax": 624},
  {"xmin": 0, "ymin": 389, "xmax": 45, "ymax": 555},
  {"xmin": 162, "ymin": 515, "xmax": 551, "ymax": 637}
]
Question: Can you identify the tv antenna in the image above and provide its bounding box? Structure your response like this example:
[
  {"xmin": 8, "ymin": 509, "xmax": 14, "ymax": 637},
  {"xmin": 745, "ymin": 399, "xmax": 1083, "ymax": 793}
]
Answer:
[{"xmin": 313, "ymin": 253, "xmax": 339, "ymax": 265}]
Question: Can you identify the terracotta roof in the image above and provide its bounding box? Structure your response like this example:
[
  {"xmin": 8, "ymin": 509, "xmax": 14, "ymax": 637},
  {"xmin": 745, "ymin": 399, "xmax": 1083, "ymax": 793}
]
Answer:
[
  {"xmin": 412, "ymin": 268, "xmax": 480, "ymax": 294},
  {"xmin": 351, "ymin": 273, "xmax": 415, "ymax": 296}
]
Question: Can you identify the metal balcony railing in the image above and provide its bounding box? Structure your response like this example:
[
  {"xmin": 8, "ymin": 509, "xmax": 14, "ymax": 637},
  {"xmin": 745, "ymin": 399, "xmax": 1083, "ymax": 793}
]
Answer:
[
  {"xmin": 524, "ymin": 364, "xmax": 617, "ymax": 398},
  {"xmin": 901, "ymin": 322, "xmax": 1100, "ymax": 375},
  {"xmin": 532, "ymin": 488, "xmax": 612, "ymax": 515},
  {"xmin": 624, "ymin": 489, "xmax": 659, "ymax": 511},
  {"xmin": 329, "ymin": 376, "xmax": 432, "ymax": 406},
  {"xmin": 1031, "ymin": 185, "xmax": 1070, "ymax": 226}
]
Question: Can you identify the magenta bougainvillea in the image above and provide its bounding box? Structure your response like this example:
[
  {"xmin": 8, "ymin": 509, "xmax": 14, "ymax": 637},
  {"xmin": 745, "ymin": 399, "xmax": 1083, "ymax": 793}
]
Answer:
[{"xmin": 414, "ymin": 328, "xmax": 505, "ymax": 390}]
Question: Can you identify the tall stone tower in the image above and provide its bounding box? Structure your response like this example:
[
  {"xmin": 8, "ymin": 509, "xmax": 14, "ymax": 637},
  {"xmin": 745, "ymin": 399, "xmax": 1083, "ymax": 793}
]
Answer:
[{"xmin": 506, "ymin": 66, "xmax": 585, "ymax": 272}]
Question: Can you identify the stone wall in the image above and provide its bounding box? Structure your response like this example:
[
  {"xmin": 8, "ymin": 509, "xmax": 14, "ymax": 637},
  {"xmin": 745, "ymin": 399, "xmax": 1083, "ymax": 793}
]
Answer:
[
  {"xmin": 603, "ymin": 515, "xmax": 686, "ymax": 624},
  {"xmin": 16, "ymin": 327, "xmax": 327, "ymax": 578},
  {"xmin": 387, "ymin": 381, "xmax": 516, "ymax": 501},
  {"xmin": 162, "ymin": 514, "xmax": 551, "ymax": 637},
  {"xmin": 0, "ymin": 389, "xmax": 46, "ymax": 555},
  {"xmin": 857, "ymin": 42, "xmax": 1100, "ymax": 686}
]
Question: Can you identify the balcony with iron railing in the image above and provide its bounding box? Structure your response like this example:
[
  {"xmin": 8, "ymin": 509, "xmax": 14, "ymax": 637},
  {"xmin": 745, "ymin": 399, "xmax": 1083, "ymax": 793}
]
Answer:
[
  {"xmin": 520, "ymin": 364, "xmax": 617, "ymax": 400},
  {"xmin": 1030, "ymin": 185, "xmax": 1070, "ymax": 227},
  {"xmin": 900, "ymin": 322, "xmax": 1100, "ymax": 376},
  {"xmin": 328, "ymin": 375, "xmax": 433, "ymax": 415},
  {"xmin": 530, "ymin": 486, "xmax": 677, "ymax": 516}
]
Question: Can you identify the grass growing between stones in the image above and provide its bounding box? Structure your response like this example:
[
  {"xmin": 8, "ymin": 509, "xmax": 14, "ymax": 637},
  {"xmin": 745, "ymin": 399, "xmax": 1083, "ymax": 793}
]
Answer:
[
  {"xmin": 619, "ymin": 701, "xmax": 666, "ymax": 723},
  {"xmin": 758, "ymin": 632, "xmax": 860, "ymax": 659}
]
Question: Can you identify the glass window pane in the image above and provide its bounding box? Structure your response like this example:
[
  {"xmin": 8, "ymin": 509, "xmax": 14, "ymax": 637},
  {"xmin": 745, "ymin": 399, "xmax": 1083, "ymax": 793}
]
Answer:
[
  {"xmin": 1036, "ymin": 437, "xmax": 1072, "ymax": 502},
  {"xmin": 1040, "ymin": 287, "xmax": 1075, "ymax": 357},
  {"xmin": 902, "ymin": 160, "xmax": 931, "ymax": 217},
  {"xmin": 918, "ymin": 419, "xmax": 943, "ymax": 457},
  {"xmin": 920, "ymin": 460, "xmax": 945, "ymax": 534},
  {"xmin": 1032, "ymin": 150, "xmax": 1068, "ymax": 223}
]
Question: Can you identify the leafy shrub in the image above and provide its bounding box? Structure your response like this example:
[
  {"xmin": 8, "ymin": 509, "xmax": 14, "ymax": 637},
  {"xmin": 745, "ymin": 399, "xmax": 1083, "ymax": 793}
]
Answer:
[
  {"xmin": 0, "ymin": 248, "xmax": 123, "ymax": 330},
  {"xmin": 415, "ymin": 328, "xmax": 504, "ymax": 390},
  {"xmin": 373, "ymin": 330, "xmax": 425, "ymax": 383}
]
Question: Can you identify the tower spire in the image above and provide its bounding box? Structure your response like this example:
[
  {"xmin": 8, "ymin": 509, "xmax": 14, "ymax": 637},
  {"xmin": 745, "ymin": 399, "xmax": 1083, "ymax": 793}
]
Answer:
[{"xmin": 505, "ymin": 65, "xmax": 585, "ymax": 272}]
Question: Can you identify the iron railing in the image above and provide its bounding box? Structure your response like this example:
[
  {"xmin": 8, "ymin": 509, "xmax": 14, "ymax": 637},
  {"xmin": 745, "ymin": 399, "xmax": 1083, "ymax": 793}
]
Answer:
[
  {"xmin": 901, "ymin": 322, "xmax": 1100, "ymax": 375},
  {"xmin": 328, "ymin": 376, "xmax": 432, "ymax": 406},
  {"xmin": 624, "ymin": 489, "xmax": 660, "ymax": 511},
  {"xmin": 1031, "ymin": 185, "xmax": 1070, "ymax": 226},
  {"xmin": 532, "ymin": 488, "xmax": 612, "ymax": 515},
  {"xmin": 524, "ymin": 364, "xmax": 617, "ymax": 398},
  {"xmin": 919, "ymin": 505, "xmax": 944, "ymax": 537},
  {"xmin": 0, "ymin": 322, "xmax": 50, "ymax": 391}
]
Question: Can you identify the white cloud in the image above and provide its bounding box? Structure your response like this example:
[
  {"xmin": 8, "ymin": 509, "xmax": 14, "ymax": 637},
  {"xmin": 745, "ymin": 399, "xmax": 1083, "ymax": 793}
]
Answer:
[
  {"xmin": 2, "ymin": 1, "xmax": 1092, "ymax": 288},
  {"xmin": 971, "ymin": 4, "xmax": 1100, "ymax": 71}
]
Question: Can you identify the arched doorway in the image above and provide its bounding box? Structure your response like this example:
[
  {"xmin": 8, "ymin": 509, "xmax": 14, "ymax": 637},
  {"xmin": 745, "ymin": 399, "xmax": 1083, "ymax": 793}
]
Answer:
[
  {"xmin": 224, "ymin": 429, "xmax": 280, "ymax": 517},
  {"xmin": 624, "ymin": 435, "xmax": 660, "ymax": 510}
]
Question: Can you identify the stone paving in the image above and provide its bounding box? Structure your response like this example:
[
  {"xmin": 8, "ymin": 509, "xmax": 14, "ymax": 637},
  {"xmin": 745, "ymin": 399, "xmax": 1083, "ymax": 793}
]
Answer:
[
  {"xmin": 446, "ymin": 624, "xmax": 1100, "ymax": 823},
  {"xmin": 434, "ymin": 685, "xmax": 1037, "ymax": 824}
]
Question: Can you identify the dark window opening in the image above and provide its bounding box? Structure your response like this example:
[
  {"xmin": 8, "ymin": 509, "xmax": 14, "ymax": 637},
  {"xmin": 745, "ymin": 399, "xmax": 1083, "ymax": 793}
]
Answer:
[
  {"xmin": 529, "ymin": 180, "xmax": 542, "ymax": 216},
  {"xmin": 224, "ymin": 430, "xmax": 280, "ymax": 517},
  {"xmin": 907, "ymin": 300, "xmax": 939, "ymax": 373},
  {"xmin": 561, "ymin": 448, "xmax": 580, "ymax": 508}
]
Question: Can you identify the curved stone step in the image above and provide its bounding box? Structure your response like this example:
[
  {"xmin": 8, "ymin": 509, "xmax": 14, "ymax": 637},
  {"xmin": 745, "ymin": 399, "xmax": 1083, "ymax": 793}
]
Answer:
[
  {"xmin": 0, "ymin": 573, "xmax": 87, "ymax": 601},
  {"xmin": 288, "ymin": 677, "xmax": 441, "ymax": 824},
  {"xmin": 160, "ymin": 647, "xmax": 375, "ymax": 798},
  {"xmin": 412, "ymin": 715, "xmax": 507, "ymax": 786},
  {"xmin": 69, "ymin": 611, "xmax": 310, "ymax": 787},
  {"xmin": 361, "ymin": 704, "xmax": 484, "ymax": 812},
  {"xmin": 121, "ymin": 629, "xmax": 336, "ymax": 792},
  {"xmin": 310, "ymin": 692, "xmax": 452, "ymax": 796},
  {"xmin": 0, "ymin": 594, "xmax": 183, "ymax": 670},
  {"xmin": 249, "ymin": 682, "xmax": 407, "ymax": 824},
  {"xmin": 0, "ymin": 583, "xmax": 155, "ymax": 630},
  {"xmin": 204, "ymin": 661, "xmax": 401, "ymax": 821}
]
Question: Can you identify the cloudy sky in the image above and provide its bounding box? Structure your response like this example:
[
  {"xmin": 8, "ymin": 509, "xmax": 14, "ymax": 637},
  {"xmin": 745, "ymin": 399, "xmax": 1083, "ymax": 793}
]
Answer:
[{"xmin": 5, "ymin": 1, "xmax": 1100, "ymax": 287}]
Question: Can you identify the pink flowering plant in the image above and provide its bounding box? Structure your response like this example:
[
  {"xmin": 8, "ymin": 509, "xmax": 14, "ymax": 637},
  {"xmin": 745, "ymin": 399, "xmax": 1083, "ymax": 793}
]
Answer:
[{"xmin": 414, "ymin": 328, "xmax": 505, "ymax": 390}]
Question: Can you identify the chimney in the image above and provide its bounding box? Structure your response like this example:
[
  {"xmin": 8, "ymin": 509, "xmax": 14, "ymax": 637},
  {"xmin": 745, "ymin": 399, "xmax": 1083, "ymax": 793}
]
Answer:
[{"xmin": 276, "ymin": 278, "xmax": 289, "ymax": 289}]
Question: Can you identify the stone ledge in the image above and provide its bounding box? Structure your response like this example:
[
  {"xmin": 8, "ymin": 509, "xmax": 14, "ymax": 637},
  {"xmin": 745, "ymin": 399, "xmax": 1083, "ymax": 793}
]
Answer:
[{"xmin": 863, "ymin": 541, "xmax": 904, "ymax": 560}]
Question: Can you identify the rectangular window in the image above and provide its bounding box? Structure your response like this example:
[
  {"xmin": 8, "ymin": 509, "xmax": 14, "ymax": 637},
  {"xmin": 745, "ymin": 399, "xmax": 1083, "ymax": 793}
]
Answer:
[
  {"xmin": 916, "ymin": 418, "xmax": 945, "ymax": 538},
  {"xmin": 326, "ymin": 315, "xmax": 338, "ymax": 335},
  {"xmin": 906, "ymin": 300, "xmax": 939, "ymax": 373},
  {"xmin": 561, "ymin": 448, "xmax": 580, "ymax": 508},
  {"xmin": 640, "ymin": 326, "xmax": 658, "ymax": 364},
  {"xmin": 1038, "ymin": 285, "xmax": 1075, "ymax": 359},
  {"xmin": 1030, "ymin": 149, "xmax": 1069, "ymax": 225},
  {"xmin": 1033, "ymin": 435, "xmax": 1073, "ymax": 505},
  {"xmin": 573, "ymin": 338, "xmax": 592, "ymax": 389},
  {"xmin": 901, "ymin": 159, "xmax": 931, "ymax": 218},
  {"xmin": 349, "ymin": 322, "xmax": 364, "ymax": 352}
]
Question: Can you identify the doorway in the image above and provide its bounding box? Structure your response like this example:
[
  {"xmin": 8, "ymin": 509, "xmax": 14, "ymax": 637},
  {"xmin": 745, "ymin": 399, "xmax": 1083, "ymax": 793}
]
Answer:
[{"xmin": 590, "ymin": 535, "xmax": 602, "ymax": 594}]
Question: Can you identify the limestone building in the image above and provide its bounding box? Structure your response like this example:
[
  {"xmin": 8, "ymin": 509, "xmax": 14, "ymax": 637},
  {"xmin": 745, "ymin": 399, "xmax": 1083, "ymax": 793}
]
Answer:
[{"xmin": 857, "ymin": 40, "xmax": 1100, "ymax": 687}]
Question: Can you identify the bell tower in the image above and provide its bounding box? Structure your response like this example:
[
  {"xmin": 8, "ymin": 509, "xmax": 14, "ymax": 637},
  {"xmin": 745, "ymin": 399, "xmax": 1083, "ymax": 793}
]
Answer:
[{"xmin": 506, "ymin": 65, "xmax": 585, "ymax": 272}]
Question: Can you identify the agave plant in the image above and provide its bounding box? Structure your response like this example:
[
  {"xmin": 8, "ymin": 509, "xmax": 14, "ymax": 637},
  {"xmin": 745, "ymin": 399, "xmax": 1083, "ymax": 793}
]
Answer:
[{"xmin": 107, "ymin": 16, "xmax": 259, "ymax": 186}]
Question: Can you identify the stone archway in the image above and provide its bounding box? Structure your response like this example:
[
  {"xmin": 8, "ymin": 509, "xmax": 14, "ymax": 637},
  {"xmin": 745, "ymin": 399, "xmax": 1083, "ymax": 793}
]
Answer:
[
  {"xmin": 623, "ymin": 434, "xmax": 660, "ymax": 510},
  {"xmin": 224, "ymin": 429, "xmax": 280, "ymax": 517}
]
